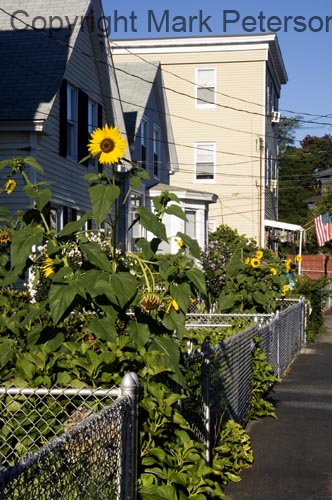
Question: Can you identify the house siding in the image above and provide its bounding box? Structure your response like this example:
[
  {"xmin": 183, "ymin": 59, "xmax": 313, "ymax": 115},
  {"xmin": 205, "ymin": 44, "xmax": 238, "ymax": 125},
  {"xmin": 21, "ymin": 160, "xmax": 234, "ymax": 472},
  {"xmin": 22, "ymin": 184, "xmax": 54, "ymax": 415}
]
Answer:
[{"xmin": 113, "ymin": 38, "xmax": 286, "ymax": 244}]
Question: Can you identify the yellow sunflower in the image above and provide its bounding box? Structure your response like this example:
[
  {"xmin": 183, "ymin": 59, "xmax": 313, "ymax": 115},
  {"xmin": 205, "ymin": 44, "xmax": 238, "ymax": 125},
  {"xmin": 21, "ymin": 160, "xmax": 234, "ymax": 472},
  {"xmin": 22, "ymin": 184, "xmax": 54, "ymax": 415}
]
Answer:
[
  {"xmin": 285, "ymin": 259, "xmax": 292, "ymax": 272},
  {"xmin": 87, "ymin": 125, "xmax": 126, "ymax": 164},
  {"xmin": 256, "ymin": 250, "xmax": 264, "ymax": 260},
  {"xmin": 296, "ymin": 255, "xmax": 302, "ymax": 263},
  {"xmin": 166, "ymin": 298, "xmax": 180, "ymax": 314},
  {"xmin": 0, "ymin": 231, "xmax": 9, "ymax": 244},
  {"xmin": 42, "ymin": 254, "xmax": 55, "ymax": 278},
  {"xmin": 250, "ymin": 257, "xmax": 260, "ymax": 268},
  {"xmin": 270, "ymin": 267, "xmax": 277, "ymax": 276},
  {"xmin": 4, "ymin": 179, "xmax": 16, "ymax": 195},
  {"xmin": 245, "ymin": 257, "xmax": 250, "ymax": 265}
]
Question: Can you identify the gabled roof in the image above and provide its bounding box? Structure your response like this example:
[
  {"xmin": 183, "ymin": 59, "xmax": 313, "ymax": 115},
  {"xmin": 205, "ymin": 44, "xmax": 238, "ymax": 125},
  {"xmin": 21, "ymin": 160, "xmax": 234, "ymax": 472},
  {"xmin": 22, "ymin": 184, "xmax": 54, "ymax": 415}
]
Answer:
[
  {"xmin": 115, "ymin": 61, "xmax": 161, "ymax": 142},
  {"xmin": 0, "ymin": 0, "xmax": 91, "ymax": 122}
]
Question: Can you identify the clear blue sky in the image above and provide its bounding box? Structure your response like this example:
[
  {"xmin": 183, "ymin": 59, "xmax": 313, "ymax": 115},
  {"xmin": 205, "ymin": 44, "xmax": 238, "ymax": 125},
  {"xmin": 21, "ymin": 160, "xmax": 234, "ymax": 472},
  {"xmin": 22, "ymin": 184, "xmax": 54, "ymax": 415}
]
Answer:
[{"xmin": 104, "ymin": 0, "xmax": 332, "ymax": 144}]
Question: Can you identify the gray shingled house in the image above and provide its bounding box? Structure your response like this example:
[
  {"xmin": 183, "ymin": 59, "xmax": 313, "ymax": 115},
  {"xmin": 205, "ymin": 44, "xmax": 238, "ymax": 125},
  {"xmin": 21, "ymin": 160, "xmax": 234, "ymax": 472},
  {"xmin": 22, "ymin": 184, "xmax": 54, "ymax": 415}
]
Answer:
[
  {"xmin": 0, "ymin": 0, "xmax": 127, "ymax": 232},
  {"xmin": 115, "ymin": 61, "xmax": 217, "ymax": 252}
]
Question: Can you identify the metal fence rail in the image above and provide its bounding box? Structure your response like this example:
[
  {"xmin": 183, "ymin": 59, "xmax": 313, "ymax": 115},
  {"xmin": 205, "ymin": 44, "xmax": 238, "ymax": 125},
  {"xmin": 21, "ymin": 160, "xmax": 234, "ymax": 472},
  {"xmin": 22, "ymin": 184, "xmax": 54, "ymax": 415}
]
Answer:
[{"xmin": 0, "ymin": 373, "xmax": 139, "ymax": 500}]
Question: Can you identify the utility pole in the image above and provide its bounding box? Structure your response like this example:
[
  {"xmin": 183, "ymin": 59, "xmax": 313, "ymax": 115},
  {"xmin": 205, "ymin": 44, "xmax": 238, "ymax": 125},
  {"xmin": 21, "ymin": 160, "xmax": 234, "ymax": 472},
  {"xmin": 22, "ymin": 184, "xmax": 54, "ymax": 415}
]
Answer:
[{"xmin": 259, "ymin": 137, "xmax": 264, "ymax": 248}]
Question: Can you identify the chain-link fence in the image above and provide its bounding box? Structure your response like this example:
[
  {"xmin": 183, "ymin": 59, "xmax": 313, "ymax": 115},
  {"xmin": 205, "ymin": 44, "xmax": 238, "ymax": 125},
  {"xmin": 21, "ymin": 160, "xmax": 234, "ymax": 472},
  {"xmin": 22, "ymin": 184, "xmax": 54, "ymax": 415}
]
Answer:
[
  {"xmin": 184, "ymin": 299, "xmax": 306, "ymax": 462},
  {"xmin": 0, "ymin": 373, "xmax": 139, "ymax": 500}
]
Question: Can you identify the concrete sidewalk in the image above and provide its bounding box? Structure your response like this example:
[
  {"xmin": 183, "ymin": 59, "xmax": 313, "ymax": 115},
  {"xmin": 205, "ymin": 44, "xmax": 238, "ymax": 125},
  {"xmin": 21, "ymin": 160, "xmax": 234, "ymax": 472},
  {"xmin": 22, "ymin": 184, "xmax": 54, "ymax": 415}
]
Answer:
[{"xmin": 225, "ymin": 312, "xmax": 332, "ymax": 500}]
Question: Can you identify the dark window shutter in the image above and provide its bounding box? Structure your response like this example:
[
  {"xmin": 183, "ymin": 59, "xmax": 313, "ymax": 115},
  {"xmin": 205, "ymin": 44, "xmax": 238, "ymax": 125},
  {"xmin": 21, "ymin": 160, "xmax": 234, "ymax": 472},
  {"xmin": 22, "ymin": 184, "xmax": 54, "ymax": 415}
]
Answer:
[
  {"xmin": 97, "ymin": 104, "xmax": 103, "ymax": 173},
  {"xmin": 59, "ymin": 79, "xmax": 67, "ymax": 157},
  {"xmin": 98, "ymin": 104, "xmax": 103, "ymax": 128},
  {"xmin": 77, "ymin": 89, "xmax": 89, "ymax": 166},
  {"xmin": 63, "ymin": 206, "xmax": 69, "ymax": 226}
]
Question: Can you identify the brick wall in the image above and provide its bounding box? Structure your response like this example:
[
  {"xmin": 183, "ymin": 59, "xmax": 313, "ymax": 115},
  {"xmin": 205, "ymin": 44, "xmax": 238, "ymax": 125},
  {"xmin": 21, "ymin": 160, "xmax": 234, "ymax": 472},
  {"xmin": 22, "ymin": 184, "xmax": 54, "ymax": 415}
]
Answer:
[{"xmin": 291, "ymin": 255, "xmax": 332, "ymax": 280}]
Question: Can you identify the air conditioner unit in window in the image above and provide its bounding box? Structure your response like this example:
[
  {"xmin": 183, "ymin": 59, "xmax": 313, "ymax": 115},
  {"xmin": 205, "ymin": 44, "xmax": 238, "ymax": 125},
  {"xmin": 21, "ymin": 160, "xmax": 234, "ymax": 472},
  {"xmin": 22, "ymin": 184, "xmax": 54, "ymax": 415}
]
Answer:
[{"xmin": 271, "ymin": 110, "xmax": 281, "ymax": 124}]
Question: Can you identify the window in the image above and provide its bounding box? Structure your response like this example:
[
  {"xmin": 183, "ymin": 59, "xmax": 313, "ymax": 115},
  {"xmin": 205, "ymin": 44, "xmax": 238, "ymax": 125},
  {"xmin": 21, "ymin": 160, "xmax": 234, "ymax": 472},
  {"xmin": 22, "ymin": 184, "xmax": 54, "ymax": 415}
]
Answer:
[
  {"xmin": 208, "ymin": 220, "xmax": 216, "ymax": 233},
  {"xmin": 67, "ymin": 84, "xmax": 78, "ymax": 159},
  {"xmin": 185, "ymin": 210, "xmax": 196, "ymax": 239},
  {"xmin": 196, "ymin": 68, "xmax": 216, "ymax": 107},
  {"xmin": 140, "ymin": 118, "xmax": 148, "ymax": 169},
  {"xmin": 129, "ymin": 193, "xmax": 143, "ymax": 250},
  {"xmin": 153, "ymin": 126, "xmax": 160, "ymax": 178},
  {"xmin": 195, "ymin": 142, "xmax": 216, "ymax": 182}
]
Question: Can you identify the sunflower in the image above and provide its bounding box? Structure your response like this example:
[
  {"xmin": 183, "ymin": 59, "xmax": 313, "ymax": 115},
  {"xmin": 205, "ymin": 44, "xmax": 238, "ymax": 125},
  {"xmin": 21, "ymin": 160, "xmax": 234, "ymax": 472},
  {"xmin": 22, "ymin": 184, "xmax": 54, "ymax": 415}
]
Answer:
[
  {"xmin": 285, "ymin": 259, "xmax": 292, "ymax": 272},
  {"xmin": 270, "ymin": 267, "xmax": 277, "ymax": 276},
  {"xmin": 42, "ymin": 254, "xmax": 55, "ymax": 278},
  {"xmin": 4, "ymin": 179, "xmax": 16, "ymax": 194},
  {"xmin": 256, "ymin": 250, "xmax": 264, "ymax": 260},
  {"xmin": 296, "ymin": 255, "xmax": 302, "ymax": 263},
  {"xmin": 0, "ymin": 231, "xmax": 9, "ymax": 244},
  {"xmin": 245, "ymin": 257, "xmax": 250, "ymax": 265},
  {"xmin": 250, "ymin": 257, "xmax": 260, "ymax": 268},
  {"xmin": 281, "ymin": 284, "xmax": 290, "ymax": 297},
  {"xmin": 87, "ymin": 125, "xmax": 126, "ymax": 164},
  {"xmin": 166, "ymin": 298, "xmax": 180, "ymax": 314},
  {"xmin": 140, "ymin": 293, "xmax": 162, "ymax": 312}
]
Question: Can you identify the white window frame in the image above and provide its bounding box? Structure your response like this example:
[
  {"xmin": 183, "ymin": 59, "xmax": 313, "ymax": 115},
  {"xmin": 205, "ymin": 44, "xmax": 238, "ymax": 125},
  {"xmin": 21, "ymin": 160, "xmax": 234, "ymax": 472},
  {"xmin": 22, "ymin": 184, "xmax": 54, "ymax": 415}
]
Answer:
[
  {"xmin": 194, "ymin": 142, "xmax": 216, "ymax": 183},
  {"xmin": 67, "ymin": 84, "xmax": 78, "ymax": 159},
  {"xmin": 195, "ymin": 68, "xmax": 216, "ymax": 108},
  {"xmin": 129, "ymin": 191, "xmax": 144, "ymax": 251},
  {"xmin": 140, "ymin": 117, "xmax": 148, "ymax": 169},
  {"xmin": 153, "ymin": 125, "xmax": 160, "ymax": 179}
]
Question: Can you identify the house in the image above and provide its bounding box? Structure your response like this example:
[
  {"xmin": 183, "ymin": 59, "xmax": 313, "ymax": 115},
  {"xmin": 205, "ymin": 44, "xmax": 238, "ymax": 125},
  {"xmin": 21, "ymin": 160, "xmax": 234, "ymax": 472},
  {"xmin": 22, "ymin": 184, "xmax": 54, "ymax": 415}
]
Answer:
[
  {"xmin": 112, "ymin": 34, "xmax": 288, "ymax": 247},
  {"xmin": 115, "ymin": 60, "xmax": 217, "ymax": 252},
  {"xmin": 0, "ymin": 0, "xmax": 126, "ymax": 232}
]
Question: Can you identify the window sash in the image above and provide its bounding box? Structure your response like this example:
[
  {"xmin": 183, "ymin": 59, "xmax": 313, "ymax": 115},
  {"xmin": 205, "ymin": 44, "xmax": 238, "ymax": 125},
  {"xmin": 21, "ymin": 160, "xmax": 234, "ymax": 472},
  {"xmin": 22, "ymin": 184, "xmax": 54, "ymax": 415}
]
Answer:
[
  {"xmin": 196, "ymin": 69, "xmax": 215, "ymax": 106},
  {"xmin": 195, "ymin": 143, "xmax": 215, "ymax": 180}
]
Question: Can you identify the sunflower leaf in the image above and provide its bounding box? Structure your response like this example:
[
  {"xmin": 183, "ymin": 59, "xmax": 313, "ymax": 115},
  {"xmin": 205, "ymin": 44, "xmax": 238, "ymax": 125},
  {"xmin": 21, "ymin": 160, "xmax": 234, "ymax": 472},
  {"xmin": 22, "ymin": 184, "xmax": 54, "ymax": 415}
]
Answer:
[{"xmin": 89, "ymin": 183, "xmax": 120, "ymax": 226}]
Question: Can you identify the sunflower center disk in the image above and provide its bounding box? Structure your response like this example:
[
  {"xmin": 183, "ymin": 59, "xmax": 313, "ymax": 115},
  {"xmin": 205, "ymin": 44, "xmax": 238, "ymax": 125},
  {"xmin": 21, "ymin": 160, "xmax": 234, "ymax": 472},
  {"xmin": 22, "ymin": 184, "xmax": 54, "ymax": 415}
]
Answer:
[{"xmin": 100, "ymin": 138, "xmax": 115, "ymax": 153}]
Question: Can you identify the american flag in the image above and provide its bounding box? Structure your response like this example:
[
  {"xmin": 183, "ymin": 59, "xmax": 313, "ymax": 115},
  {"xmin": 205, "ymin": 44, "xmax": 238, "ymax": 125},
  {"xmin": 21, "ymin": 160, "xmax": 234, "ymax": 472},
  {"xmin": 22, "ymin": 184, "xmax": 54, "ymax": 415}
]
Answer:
[{"xmin": 314, "ymin": 212, "xmax": 330, "ymax": 246}]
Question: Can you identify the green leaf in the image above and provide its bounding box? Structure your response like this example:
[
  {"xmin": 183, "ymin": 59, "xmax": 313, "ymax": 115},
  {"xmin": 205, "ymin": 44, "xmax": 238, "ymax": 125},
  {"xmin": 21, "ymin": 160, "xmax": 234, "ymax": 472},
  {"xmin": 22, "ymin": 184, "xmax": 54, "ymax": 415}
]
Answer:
[
  {"xmin": 176, "ymin": 232, "xmax": 200, "ymax": 259},
  {"xmin": 127, "ymin": 321, "xmax": 150, "ymax": 348},
  {"xmin": 129, "ymin": 176, "xmax": 141, "ymax": 189},
  {"xmin": 59, "ymin": 212, "xmax": 92, "ymax": 236},
  {"xmin": 170, "ymin": 283, "xmax": 191, "ymax": 312},
  {"xmin": 89, "ymin": 317, "xmax": 117, "ymax": 342},
  {"xmin": 95, "ymin": 272, "xmax": 137, "ymax": 308},
  {"xmin": 136, "ymin": 206, "xmax": 168, "ymax": 241},
  {"xmin": 165, "ymin": 204, "xmax": 187, "ymax": 221},
  {"xmin": 217, "ymin": 294, "xmax": 236, "ymax": 312},
  {"xmin": 10, "ymin": 225, "xmax": 44, "ymax": 272},
  {"xmin": 89, "ymin": 183, "xmax": 120, "ymax": 226},
  {"xmin": 48, "ymin": 284, "xmax": 78, "ymax": 325},
  {"xmin": 140, "ymin": 484, "xmax": 178, "ymax": 500},
  {"xmin": 79, "ymin": 242, "xmax": 113, "ymax": 272},
  {"xmin": 83, "ymin": 173, "xmax": 100, "ymax": 181},
  {"xmin": 253, "ymin": 290, "xmax": 267, "ymax": 306},
  {"xmin": 23, "ymin": 186, "xmax": 52, "ymax": 211},
  {"xmin": 185, "ymin": 268, "xmax": 207, "ymax": 295},
  {"xmin": 24, "ymin": 156, "xmax": 44, "ymax": 174}
]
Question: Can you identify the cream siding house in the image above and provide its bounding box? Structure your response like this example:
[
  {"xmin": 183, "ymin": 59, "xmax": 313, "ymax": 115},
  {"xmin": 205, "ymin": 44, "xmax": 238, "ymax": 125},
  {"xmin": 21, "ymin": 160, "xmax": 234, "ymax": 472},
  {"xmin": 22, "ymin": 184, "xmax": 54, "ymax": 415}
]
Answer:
[
  {"xmin": 0, "ymin": 0, "xmax": 127, "ymax": 232},
  {"xmin": 112, "ymin": 35, "xmax": 287, "ymax": 247}
]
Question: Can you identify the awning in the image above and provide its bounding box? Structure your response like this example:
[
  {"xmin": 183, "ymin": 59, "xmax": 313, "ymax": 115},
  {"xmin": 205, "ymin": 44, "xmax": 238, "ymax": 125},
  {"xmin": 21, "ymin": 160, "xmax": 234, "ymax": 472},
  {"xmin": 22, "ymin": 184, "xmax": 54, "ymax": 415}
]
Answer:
[
  {"xmin": 264, "ymin": 219, "xmax": 304, "ymax": 274},
  {"xmin": 264, "ymin": 219, "xmax": 303, "ymax": 232}
]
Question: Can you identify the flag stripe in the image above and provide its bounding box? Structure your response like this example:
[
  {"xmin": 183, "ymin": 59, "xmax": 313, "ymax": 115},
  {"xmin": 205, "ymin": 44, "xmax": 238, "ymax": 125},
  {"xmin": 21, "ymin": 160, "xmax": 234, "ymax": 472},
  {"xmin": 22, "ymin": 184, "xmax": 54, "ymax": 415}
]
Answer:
[{"xmin": 314, "ymin": 213, "xmax": 330, "ymax": 246}]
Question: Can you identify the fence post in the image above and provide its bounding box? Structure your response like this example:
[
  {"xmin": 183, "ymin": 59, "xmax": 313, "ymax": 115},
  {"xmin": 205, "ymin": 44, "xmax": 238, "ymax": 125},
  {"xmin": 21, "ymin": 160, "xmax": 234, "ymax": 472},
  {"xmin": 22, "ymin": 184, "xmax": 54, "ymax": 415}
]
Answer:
[
  {"xmin": 275, "ymin": 309, "xmax": 281, "ymax": 378},
  {"xmin": 120, "ymin": 372, "xmax": 140, "ymax": 500},
  {"xmin": 202, "ymin": 341, "xmax": 211, "ymax": 465},
  {"xmin": 300, "ymin": 297, "xmax": 306, "ymax": 347}
]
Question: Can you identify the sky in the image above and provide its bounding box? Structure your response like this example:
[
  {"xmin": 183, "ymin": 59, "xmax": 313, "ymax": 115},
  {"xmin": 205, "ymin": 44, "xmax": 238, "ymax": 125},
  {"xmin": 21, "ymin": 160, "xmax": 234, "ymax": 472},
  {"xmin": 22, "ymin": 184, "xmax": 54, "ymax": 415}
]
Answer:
[{"xmin": 104, "ymin": 0, "xmax": 332, "ymax": 145}]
